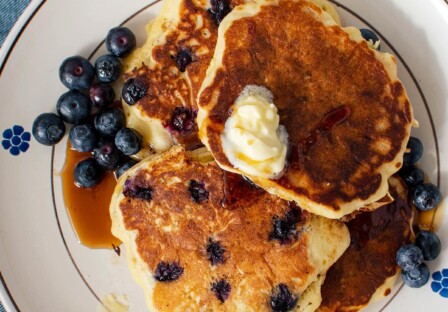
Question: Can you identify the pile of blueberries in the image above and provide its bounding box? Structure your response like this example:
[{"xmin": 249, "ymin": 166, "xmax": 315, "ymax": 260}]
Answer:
[
  {"xmin": 397, "ymin": 136, "xmax": 442, "ymax": 288},
  {"xmin": 32, "ymin": 26, "xmax": 143, "ymax": 187}
]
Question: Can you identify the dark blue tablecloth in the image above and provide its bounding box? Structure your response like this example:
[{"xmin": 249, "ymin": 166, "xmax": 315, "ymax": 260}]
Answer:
[{"xmin": 0, "ymin": 0, "xmax": 31, "ymax": 46}]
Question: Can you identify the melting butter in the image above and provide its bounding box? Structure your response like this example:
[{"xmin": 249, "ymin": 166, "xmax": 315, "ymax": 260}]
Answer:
[{"xmin": 221, "ymin": 85, "xmax": 288, "ymax": 178}]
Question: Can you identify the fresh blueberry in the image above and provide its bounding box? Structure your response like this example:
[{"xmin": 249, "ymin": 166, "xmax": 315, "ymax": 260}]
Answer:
[
  {"xmin": 74, "ymin": 158, "xmax": 104, "ymax": 188},
  {"xmin": 399, "ymin": 165, "xmax": 424, "ymax": 188},
  {"xmin": 105, "ymin": 26, "xmax": 136, "ymax": 58},
  {"xmin": 206, "ymin": 238, "xmax": 226, "ymax": 266},
  {"xmin": 154, "ymin": 261, "xmax": 183, "ymax": 282},
  {"xmin": 114, "ymin": 128, "xmax": 142, "ymax": 155},
  {"xmin": 122, "ymin": 78, "xmax": 148, "ymax": 105},
  {"xmin": 174, "ymin": 49, "xmax": 193, "ymax": 72},
  {"xmin": 269, "ymin": 207, "xmax": 304, "ymax": 245},
  {"xmin": 95, "ymin": 54, "xmax": 122, "ymax": 83},
  {"xmin": 123, "ymin": 178, "xmax": 153, "ymax": 200},
  {"xmin": 209, "ymin": 0, "xmax": 231, "ymax": 25},
  {"xmin": 94, "ymin": 107, "xmax": 126, "ymax": 137},
  {"xmin": 89, "ymin": 83, "xmax": 115, "ymax": 108},
  {"xmin": 69, "ymin": 124, "xmax": 98, "ymax": 152},
  {"xmin": 188, "ymin": 180, "xmax": 209, "ymax": 203},
  {"xmin": 270, "ymin": 284, "xmax": 298, "ymax": 312},
  {"xmin": 396, "ymin": 244, "xmax": 424, "ymax": 271},
  {"xmin": 115, "ymin": 159, "xmax": 138, "ymax": 179},
  {"xmin": 93, "ymin": 139, "xmax": 123, "ymax": 170},
  {"xmin": 59, "ymin": 56, "xmax": 95, "ymax": 90},
  {"xmin": 415, "ymin": 231, "xmax": 441, "ymax": 261},
  {"xmin": 402, "ymin": 263, "xmax": 430, "ymax": 288},
  {"xmin": 32, "ymin": 113, "xmax": 66, "ymax": 146},
  {"xmin": 413, "ymin": 183, "xmax": 442, "ymax": 211},
  {"xmin": 404, "ymin": 136, "xmax": 423, "ymax": 166},
  {"xmin": 169, "ymin": 107, "xmax": 196, "ymax": 134},
  {"xmin": 360, "ymin": 29, "xmax": 380, "ymax": 50},
  {"xmin": 211, "ymin": 279, "xmax": 231, "ymax": 303},
  {"xmin": 56, "ymin": 90, "xmax": 91, "ymax": 124}
]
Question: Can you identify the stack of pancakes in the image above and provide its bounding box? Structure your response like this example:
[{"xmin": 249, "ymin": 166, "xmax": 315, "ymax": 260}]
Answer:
[{"xmin": 110, "ymin": 0, "xmax": 415, "ymax": 311}]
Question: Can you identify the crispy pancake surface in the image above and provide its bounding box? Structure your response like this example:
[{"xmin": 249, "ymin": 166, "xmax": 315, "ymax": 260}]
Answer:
[
  {"xmin": 197, "ymin": 0, "xmax": 413, "ymax": 219},
  {"xmin": 110, "ymin": 146, "xmax": 349, "ymax": 311},
  {"xmin": 318, "ymin": 176, "xmax": 413, "ymax": 311}
]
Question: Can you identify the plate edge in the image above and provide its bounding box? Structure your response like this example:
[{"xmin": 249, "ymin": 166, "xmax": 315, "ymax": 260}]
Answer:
[{"xmin": 0, "ymin": 0, "xmax": 46, "ymax": 309}]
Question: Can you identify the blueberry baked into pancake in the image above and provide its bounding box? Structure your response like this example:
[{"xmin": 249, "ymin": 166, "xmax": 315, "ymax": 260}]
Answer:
[
  {"xmin": 197, "ymin": 0, "xmax": 414, "ymax": 219},
  {"xmin": 110, "ymin": 146, "xmax": 350, "ymax": 311}
]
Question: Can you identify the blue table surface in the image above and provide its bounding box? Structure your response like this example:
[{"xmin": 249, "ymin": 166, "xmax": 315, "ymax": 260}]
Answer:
[
  {"xmin": 0, "ymin": 0, "xmax": 32, "ymax": 310},
  {"xmin": 0, "ymin": 0, "xmax": 31, "ymax": 47}
]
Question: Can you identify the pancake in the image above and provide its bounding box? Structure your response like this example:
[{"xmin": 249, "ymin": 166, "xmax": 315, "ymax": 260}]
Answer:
[
  {"xmin": 121, "ymin": 0, "xmax": 341, "ymax": 159},
  {"xmin": 197, "ymin": 0, "xmax": 414, "ymax": 219},
  {"xmin": 121, "ymin": 0, "xmax": 238, "ymax": 157},
  {"xmin": 318, "ymin": 175, "xmax": 414, "ymax": 311},
  {"xmin": 110, "ymin": 145, "xmax": 350, "ymax": 311}
]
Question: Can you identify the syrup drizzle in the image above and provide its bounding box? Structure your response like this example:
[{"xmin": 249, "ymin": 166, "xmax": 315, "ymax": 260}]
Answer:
[
  {"xmin": 300, "ymin": 106, "xmax": 351, "ymax": 155},
  {"xmin": 349, "ymin": 186, "xmax": 411, "ymax": 247},
  {"xmin": 221, "ymin": 171, "xmax": 263, "ymax": 209}
]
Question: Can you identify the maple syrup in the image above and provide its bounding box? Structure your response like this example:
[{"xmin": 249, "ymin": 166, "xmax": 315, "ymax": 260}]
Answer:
[
  {"xmin": 300, "ymin": 105, "xmax": 351, "ymax": 155},
  {"xmin": 348, "ymin": 183, "xmax": 412, "ymax": 247},
  {"xmin": 414, "ymin": 205, "xmax": 444, "ymax": 233},
  {"xmin": 220, "ymin": 171, "xmax": 263, "ymax": 209},
  {"xmin": 61, "ymin": 141, "xmax": 121, "ymax": 248}
]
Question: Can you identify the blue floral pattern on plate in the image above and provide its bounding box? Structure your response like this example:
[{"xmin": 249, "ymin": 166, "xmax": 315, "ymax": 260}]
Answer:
[
  {"xmin": 431, "ymin": 269, "xmax": 448, "ymax": 298},
  {"xmin": 2, "ymin": 125, "xmax": 31, "ymax": 156}
]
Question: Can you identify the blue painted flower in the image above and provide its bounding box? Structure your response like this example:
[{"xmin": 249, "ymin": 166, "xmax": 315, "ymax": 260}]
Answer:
[
  {"xmin": 431, "ymin": 269, "xmax": 448, "ymax": 298},
  {"xmin": 2, "ymin": 125, "xmax": 31, "ymax": 156}
]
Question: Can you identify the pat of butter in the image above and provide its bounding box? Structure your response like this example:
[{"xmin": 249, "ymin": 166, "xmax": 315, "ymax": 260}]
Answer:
[{"xmin": 221, "ymin": 85, "xmax": 288, "ymax": 178}]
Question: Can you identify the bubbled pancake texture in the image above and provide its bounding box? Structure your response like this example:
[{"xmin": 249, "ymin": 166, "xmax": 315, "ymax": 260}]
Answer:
[
  {"xmin": 198, "ymin": 0, "xmax": 413, "ymax": 218},
  {"xmin": 318, "ymin": 176, "xmax": 413, "ymax": 311},
  {"xmin": 111, "ymin": 146, "xmax": 349, "ymax": 311}
]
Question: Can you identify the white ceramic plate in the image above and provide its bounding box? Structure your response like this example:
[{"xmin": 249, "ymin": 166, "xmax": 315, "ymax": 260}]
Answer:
[{"xmin": 0, "ymin": 0, "xmax": 447, "ymax": 311}]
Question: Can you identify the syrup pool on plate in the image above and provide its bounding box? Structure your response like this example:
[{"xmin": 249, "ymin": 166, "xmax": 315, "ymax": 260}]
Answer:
[{"xmin": 61, "ymin": 141, "xmax": 121, "ymax": 248}]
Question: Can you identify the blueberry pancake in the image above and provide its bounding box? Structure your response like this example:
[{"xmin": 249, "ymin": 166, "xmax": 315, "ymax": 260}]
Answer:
[
  {"xmin": 318, "ymin": 176, "xmax": 414, "ymax": 311},
  {"xmin": 121, "ymin": 0, "xmax": 241, "ymax": 156},
  {"xmin": 121, "ymin": 0, "xmax": 341, "ymax": 158},
  {"xmin": 197, "ymin": 0, "xmax": 414, "ymax": 219},
  {"xmin": 110, "ymin": 145, "xmax": 350, "ymax": 311}
]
